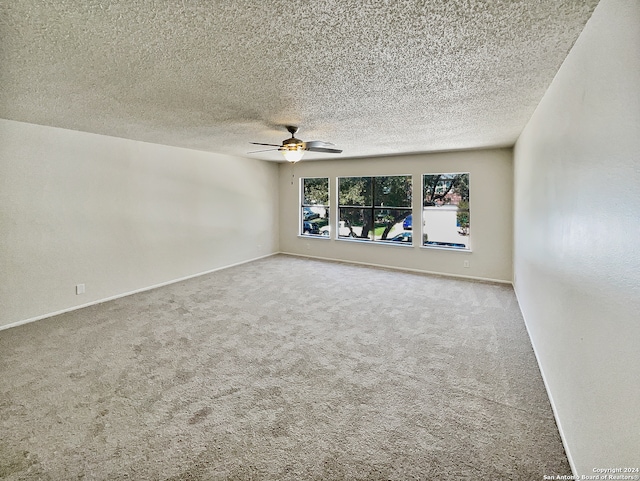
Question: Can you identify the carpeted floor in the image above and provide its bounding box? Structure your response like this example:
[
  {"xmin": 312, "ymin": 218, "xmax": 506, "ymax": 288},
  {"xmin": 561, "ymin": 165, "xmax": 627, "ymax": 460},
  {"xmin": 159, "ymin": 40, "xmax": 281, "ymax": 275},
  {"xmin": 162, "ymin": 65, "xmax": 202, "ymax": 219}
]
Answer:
[{"xmin": 0, "ymin": 254, "xmax": 570, "ymax": 480}]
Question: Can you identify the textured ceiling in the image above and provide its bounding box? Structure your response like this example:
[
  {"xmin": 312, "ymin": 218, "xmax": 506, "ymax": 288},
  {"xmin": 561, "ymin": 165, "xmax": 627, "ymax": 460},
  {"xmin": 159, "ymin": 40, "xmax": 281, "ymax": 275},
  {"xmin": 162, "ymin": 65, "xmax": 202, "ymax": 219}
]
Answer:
[{"xmin": 1, "ymin": 0, "xmax": 599, "ymax": 161}]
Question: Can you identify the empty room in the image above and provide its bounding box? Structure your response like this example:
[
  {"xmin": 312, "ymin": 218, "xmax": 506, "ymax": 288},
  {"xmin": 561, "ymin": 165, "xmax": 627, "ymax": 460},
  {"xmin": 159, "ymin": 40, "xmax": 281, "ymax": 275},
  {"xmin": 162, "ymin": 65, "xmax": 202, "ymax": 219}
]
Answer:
[{"xmin": 1, "ymin": 0, "xmax": 638, "ymax": 479}]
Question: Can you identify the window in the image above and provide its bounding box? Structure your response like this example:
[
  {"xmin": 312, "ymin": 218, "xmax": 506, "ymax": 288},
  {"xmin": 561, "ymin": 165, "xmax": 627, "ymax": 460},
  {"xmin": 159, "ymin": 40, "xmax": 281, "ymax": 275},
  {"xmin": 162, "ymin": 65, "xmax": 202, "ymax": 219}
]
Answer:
[
  {"xmin": 300, "ymin": 177, "xmax": 329, "ymax": 236},
  {"xmin": 337, "ymin": 175, "xmax": 412, "ymax": 243},
  {"xmin": 422, "ymin": 173, "xmax": 470, "ymax": 249}
]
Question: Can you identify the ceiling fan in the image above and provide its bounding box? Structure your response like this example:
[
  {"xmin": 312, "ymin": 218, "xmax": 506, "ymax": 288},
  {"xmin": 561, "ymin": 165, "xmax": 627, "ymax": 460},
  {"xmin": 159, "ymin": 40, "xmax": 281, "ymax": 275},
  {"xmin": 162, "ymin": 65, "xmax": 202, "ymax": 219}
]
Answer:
[{"xmin": 249, "ymin": 126, "xmax": 342, "ymax": 162}]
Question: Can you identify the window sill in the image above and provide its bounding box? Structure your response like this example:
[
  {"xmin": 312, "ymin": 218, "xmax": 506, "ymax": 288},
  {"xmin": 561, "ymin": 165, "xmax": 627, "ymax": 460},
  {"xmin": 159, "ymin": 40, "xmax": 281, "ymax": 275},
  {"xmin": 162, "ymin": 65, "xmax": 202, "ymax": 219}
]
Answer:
[
  {"xmin": 420, "ymin": 245, "xmax": 472, "ymax": 252},
  {"xmin": 298, "ymin": 235, "xmax": 472, "ymax": 251},
  {"xmin": 298, "ymin": 234, "xmax": 330, "ymax": 240},
  {"xmin": 335, "ymin": 237, "xmax": 413, "ymax": 247}
]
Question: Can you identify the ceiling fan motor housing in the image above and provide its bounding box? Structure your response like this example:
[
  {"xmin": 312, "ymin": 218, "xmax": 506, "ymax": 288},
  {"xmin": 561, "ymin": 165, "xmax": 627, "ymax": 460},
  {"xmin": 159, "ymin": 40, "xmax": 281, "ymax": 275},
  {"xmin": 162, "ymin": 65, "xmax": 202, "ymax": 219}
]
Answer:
[{"xmin": 282, "ymin": 137, "xmax": 303, "ymax": 151}]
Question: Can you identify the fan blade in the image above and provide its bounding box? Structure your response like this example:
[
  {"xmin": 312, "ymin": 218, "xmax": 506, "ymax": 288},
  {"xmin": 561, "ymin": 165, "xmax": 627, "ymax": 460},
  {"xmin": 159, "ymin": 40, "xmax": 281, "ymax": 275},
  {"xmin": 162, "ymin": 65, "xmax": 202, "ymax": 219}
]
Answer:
[
  {"xmin": 305, "ymin": 140, "xmax": 337, "ymax": 147},
  {"xmin": 304, "ymin": 141, "xmax": 342, "ymax": 154},
  {"xmin": 306, "ymin": 146, "xmax": 343, "ymax": 153},
  {"xmin": 247, "ymin": 148, "xmax": 280, "ymax": 154},
  {"xmin": 250, "ymin": 142, "xmax": 281, "ymax": 147}
]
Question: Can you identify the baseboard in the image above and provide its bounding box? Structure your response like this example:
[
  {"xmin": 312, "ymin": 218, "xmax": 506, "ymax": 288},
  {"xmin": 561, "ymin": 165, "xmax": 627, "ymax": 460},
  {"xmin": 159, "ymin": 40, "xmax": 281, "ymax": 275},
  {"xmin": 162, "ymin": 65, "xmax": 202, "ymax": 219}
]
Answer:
[
  {"xmin": 279, "ymin": 251, "xmax": 513, "ymax": 285},
  {"xmin": 0, "ymin": 252, "xmax": 277, "ymax": 332},
  {"xmin": 512, "ymin": 283, "xmax": 577, "ymax": 478}
]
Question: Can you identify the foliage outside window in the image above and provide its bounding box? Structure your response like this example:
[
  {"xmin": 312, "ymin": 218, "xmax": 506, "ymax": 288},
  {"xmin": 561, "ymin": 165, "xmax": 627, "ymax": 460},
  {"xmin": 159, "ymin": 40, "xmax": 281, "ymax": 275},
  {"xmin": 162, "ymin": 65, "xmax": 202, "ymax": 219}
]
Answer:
[
  {"xmin": 422, "ymin": 173, "xmax": 470, "ymax": 249},
  {"xmin": 338, "ymin": 176, "xmax": 412, "ymax": 243},
  {"xmin": 301, "ymin": 178, "xmax": 329, "ymax": 236}
]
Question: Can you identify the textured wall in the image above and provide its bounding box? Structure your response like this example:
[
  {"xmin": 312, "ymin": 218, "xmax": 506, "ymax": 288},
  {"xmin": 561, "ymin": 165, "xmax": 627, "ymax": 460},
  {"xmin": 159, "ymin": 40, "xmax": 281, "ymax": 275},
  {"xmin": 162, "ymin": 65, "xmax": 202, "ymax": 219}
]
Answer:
[
  {"xmin": 513, "ymin": 0, "xmax": 640, "ymax": 474},
  {"xmin": 279, "ymin": 149, "xmax": 513, "ymax": 283},
  {"xmin": 0, "ymin": 120, "xmax": 279, "ymax": 328}
]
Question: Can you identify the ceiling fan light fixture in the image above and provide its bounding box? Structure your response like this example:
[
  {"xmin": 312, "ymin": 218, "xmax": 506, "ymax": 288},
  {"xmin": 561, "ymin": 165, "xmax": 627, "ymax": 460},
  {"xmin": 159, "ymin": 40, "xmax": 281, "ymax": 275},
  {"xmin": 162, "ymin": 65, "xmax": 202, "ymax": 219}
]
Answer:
[{"xmin": 282, "ymin": 147, "xmax": 304, "ymax": 163}]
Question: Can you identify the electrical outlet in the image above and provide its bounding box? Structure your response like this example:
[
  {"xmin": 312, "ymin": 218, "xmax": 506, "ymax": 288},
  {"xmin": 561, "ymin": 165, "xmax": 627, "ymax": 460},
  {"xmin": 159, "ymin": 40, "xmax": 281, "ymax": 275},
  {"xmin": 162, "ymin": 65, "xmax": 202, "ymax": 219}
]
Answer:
[
  {"xmin": 463, "ymin": 260, "xmax": 470, "ymax": 268},
  {"xmin": 76, "ymin": 283, "xmax": 85, "ymax": 295}
]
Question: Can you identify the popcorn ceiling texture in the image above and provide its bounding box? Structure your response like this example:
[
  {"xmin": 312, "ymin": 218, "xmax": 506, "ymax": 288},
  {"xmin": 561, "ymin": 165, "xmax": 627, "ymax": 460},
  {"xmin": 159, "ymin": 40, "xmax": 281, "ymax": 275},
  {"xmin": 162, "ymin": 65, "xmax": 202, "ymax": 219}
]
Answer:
[{"xmin": 0, "ymin": 0, "xmax": 599, "ymax": 160}]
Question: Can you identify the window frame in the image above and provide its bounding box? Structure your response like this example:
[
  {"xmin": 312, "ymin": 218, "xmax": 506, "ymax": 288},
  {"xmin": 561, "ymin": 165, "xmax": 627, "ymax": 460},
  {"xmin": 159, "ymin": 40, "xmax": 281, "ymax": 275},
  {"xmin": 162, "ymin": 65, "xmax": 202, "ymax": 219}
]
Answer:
[
  {"xmin": 300, "ymin": 177, "xmax": 330, "ymax": 238},
  {"xmin": 420, "ymin": 172, "xmax": 471, "ymax": 251},
  {"xmin": 336, "ymin": 175, "xmax": 413, "ymax": 245}
]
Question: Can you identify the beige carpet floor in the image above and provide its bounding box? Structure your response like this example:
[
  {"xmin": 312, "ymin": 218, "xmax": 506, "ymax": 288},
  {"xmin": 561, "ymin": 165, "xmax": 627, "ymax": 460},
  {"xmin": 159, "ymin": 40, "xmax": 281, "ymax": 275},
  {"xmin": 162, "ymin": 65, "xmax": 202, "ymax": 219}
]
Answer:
[{"xmin": 0, "ymin": 254, "xmax": 570, "ymax": 480}]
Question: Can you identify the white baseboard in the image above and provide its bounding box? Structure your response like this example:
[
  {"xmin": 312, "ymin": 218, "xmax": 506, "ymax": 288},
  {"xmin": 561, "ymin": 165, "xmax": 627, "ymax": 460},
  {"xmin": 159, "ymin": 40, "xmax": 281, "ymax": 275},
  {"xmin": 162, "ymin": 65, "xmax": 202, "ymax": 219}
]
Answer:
[
  {"xmin": 0, "ymin": 253, "xmax": 277, "ymax": 332},
  {"xmin": 279, "ymin": 251, "xmax": 513, "ymax": 285},
  {"xmin": 512, "ymin": 283, "xmax": 577, "ymax": 478}
]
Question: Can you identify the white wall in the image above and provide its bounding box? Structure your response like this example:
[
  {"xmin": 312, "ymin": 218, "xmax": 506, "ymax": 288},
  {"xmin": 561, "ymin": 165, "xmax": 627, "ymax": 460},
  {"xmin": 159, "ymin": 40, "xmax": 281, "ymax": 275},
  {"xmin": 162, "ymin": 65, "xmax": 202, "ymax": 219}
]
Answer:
[
  {"xmin": 279, "ymin": 149, "xmax": 513, "ymax": 282},
  {"xmin": 513, "ymin": 0, "xmax": 640, "ymax": 474},
  {"xmin": 0, "ymin": 120, "xmax": 279, "ymax": 329}
]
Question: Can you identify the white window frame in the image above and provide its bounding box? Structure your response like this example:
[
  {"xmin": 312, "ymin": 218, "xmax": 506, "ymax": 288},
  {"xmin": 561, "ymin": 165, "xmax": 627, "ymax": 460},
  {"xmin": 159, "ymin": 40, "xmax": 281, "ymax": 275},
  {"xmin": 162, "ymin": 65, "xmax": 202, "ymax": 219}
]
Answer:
[
  {"xmin": 300, "ymin": 177, "xmax": 330, "ymax": 238},
  {"xmin": 336, "ymin": 175, "xmax": 413, "ymax": 245},
  {"xmin": 421, "ymin": 172, "xmax": 471, "ymax": 251}
]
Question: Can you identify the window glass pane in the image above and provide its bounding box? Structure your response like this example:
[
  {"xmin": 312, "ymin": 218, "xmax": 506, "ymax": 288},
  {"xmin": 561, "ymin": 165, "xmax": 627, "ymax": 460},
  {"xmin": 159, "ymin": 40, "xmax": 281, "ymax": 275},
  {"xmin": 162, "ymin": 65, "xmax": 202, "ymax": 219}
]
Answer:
[
  {"xmin": 422, "ymin": 173, "xmax": 470, "ymax": 249},
  {"xmin": 303, "ymin": 178, "xmax": 329, "ymax": 205},
  {"xmin": 374, "ymin": 208, "xmax": 412, "ymax": 242},
  {"xmin": 337, "ymin": 175, "xmax": 412, "ymax": 245},
  {"xmin": 338, "ymin": 177, "xmax": 372, "ymax": 206},
  {"xmin": 302, "ymin": 211, "xmax": 329, "ymax": 235},
  {"xmin": 301, "ymin": 177, "xmax": 329, "ymax": 237},
  {"xmin": 374, "ymin": 175, "xmax": 411, "ymax": 207},
  {"xmin": 338, "ymin": 208, "xmax": 373, "ymax": 239}
]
